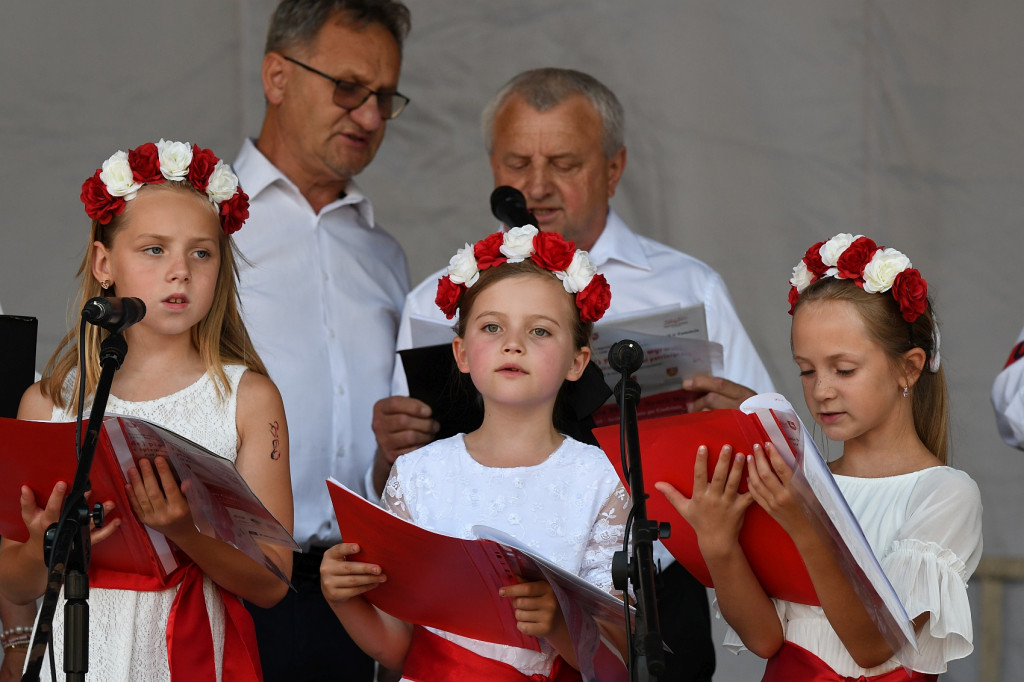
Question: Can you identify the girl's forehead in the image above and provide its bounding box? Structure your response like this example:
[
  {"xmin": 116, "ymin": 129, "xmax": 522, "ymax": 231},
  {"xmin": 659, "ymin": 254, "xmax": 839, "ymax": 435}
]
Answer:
[
  {"xmin": 116, "ymin": 187, "xmax": 222, "ymax": 239},
  {"xmin": 470, "ymin": 272, "xmax": 574, "ymax": 317},
  {"xmin": 792, "ymin": 299, "xmax": 875, "ymax": 351}
]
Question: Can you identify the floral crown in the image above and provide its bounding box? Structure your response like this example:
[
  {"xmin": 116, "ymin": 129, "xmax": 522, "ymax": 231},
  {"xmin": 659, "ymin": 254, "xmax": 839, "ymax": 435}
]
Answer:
[
  {"xmin": 435, "ymin": 225, "xmax": 612, "ymax": 323},
  {"xmin": 788, "ymin": 233, "xmax": 928, "ymax": 323},
  {"xmin": 80, "ymin": 139, "xmax": 250, "ymax": 235}
]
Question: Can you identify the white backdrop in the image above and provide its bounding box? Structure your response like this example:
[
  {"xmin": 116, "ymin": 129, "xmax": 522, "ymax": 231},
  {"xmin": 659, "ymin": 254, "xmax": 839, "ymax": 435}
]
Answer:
[{"xmin": 2, "ymin": 2, "xmax": 1022, "ymax": 680}]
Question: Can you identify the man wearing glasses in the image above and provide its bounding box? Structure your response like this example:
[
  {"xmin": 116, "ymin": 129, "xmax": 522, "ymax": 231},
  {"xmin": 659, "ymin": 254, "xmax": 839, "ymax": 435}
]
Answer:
[{"xmin": 231, "ymin": 1, "xmax": 411, "ymax": 679}]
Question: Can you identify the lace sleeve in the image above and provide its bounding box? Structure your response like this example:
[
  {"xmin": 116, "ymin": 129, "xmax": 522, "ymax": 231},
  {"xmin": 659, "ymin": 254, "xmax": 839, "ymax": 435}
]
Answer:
[
  {"xmin": 578, "ymin": 481, "xmax": 631, "ymax": 593},
  {"xmin": 381, "ymin": 466, "xmax": 415, "ymax": 523}
]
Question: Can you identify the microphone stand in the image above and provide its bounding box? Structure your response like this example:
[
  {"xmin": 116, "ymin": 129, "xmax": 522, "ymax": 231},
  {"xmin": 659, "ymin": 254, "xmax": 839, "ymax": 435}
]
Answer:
[
  {"xmin": 609, "ymin": 340, "xmax": 667, "ymax": 681},
  {"xmin": 23, "ymin": 332, "xmax": 127, "ymax": 682}
]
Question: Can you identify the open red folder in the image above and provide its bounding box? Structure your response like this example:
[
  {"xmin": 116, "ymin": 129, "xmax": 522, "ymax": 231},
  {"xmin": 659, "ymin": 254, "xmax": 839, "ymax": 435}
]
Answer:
[
  {"xmin": 593, "ymin": 393, "xmax": 919, "ymax": 664},
  {"xmin": 594, "ymin": 406, "xmax": 818, "ymax": 605},
  {"xmin": 326, "ymin": 479, "xmax": 631, "ymax": 657},
  {"xmin": 0, "ymin": 416, "xmax": 298, "ymax": 586},
  {"xmin": 327, "ymin": 479, "xmax": 538, "ymax": 650}
]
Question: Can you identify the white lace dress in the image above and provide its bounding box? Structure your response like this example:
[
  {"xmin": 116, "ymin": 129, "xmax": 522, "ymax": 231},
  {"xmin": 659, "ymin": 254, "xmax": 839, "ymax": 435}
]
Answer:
[
  {"xmin": 383, "ymin": 433, "xmax": 630, "ymax": 678},
  {"xmin": 40, "ymin": 365, "xmax": 246, "ymax": 682},
  {"xmin": 723, "ymin": 465, "xmax": 983, "ymax": 677}
]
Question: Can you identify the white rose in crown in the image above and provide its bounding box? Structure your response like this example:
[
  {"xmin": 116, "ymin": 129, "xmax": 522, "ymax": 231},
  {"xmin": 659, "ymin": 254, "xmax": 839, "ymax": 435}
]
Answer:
[
  {"xmin": 862, "ymin": 248, "xmax": 912, "ymax": 293},
  {"xmin": 819, "ymin": 233, "xmax": 859, "ymax": 271},
  {"xmin": 790, "ymin": 260, "xmax": 813, "ymax": 292},
  {"xmin": 99, "ymin": 151, "xmax": 142, "ymax": 199},
  {"xmin": 447, "ymin": 243, "xmax": 480, "ymax": 286},
  {"xmin": 157, "ymin": 139, "xmax": 193, "ymax": 181},
  {"xmin": 500, "ymin": 225, "xmax": 539, "ymax": 262},
  {"xmin": 206, "ymin": 161, "xmax": 239, "ymax": 203},
  {"xmin": 557, "ymin": 250, "xmax": 597, "ymax": 293}
]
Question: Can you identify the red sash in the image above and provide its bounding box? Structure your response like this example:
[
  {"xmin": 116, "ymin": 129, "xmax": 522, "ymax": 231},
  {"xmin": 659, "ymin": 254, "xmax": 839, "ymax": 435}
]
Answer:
[
  {"xmin": 762, "ymin": 642, "xmax": 936, "ymax": 682},
  {"xmin": 403, "ymin": 626, "xmax": 581, "ymax": 682},
  {"xmin": 1005, "ymin": 340, "xmax": 1024, "ymax": 369},
  {"xmin": 92, "ymin": 562, "xmax": 263, "ymax": 681}
]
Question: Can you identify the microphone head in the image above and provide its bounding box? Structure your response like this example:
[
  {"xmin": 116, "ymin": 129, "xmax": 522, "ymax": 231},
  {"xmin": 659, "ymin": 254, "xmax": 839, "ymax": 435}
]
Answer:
[
  {"xmin": 81, "ymin": 297, "xmax": 113, "ymax": 323},
  {"xmin": 490, "ymin": 186, "xmax": 536, "ymax": 228},
  {"xmin": 82, "ymin": 296, "xmax": 147, "ymax": 334},
  {"xmin": 608, "ymin": 339, "xmax": 644, "ymax": 375}
]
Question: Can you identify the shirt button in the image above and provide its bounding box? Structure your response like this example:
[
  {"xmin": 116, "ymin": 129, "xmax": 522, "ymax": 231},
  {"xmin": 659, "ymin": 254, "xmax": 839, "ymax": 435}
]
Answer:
[{"xmin": 337, "ymin": 385, "xmax": 345, "ymax": 395}]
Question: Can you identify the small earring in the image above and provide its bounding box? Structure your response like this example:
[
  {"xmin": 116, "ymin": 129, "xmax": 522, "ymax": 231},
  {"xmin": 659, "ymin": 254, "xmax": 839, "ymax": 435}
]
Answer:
[
  {"xmin": 100, "ymin": 279, "xmax": 111, "ymax": 290},
  {"xmin": 902, "ymin": 385, "xmax": 910, "ymax": 398}
]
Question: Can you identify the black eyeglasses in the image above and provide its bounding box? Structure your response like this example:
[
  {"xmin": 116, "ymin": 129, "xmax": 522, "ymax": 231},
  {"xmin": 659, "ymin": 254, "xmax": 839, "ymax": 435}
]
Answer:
[{"xmin": 283, "ymin": 55, "xmax": 410, "ymax": 120}]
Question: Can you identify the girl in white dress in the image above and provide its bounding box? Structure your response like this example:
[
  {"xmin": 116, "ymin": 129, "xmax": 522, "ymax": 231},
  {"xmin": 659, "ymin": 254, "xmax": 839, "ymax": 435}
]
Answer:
[
  {"xmin": 321, "ymin": 226, "xmax": 630, "ymax": 680},
  {"xmin": 0, "ymin": 140, "xmax": 294, "ymax": 681},
  {"xmin": 657, "ymin": 233, "xmax": 982, "ymax": 681}
]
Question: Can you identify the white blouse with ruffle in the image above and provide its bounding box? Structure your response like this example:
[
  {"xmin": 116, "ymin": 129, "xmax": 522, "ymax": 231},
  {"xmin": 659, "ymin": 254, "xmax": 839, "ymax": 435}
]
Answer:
[{"xmin": 724, "ymin": 465, "xmax": 983, "ymax": 676}]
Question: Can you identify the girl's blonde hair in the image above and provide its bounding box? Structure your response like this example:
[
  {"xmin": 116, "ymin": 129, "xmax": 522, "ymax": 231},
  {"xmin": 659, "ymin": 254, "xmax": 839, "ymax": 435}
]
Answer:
[
  {"xmin": 793, "ymin": 276, "xmax": 948, "ymax": 463},
  {"xmin": 41, "ymin": 181, "xmax": 267, "ymax": 408}
]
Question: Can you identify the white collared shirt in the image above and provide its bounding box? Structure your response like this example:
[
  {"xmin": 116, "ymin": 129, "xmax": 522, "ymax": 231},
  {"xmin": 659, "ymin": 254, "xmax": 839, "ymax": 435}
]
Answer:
[{"xmin": 233, "ymin": 139, "xmax": 409, "ymax": 547}]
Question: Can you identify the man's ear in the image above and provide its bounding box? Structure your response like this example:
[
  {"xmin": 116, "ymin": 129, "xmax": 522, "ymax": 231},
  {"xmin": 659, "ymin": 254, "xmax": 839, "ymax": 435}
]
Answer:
[
  {"xmin": 262, "ymin": 52, "xmax": 291, "ymax": 106},
  {"xmin": 606, "ymin": 146, "xmax": 626, "ymax": 198}
]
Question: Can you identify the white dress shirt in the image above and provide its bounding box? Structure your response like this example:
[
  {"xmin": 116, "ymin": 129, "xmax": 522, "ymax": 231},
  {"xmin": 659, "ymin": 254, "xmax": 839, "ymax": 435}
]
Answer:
[{"xmin": 233, "ymin": 139, "xmax": 409, "ymax": 548}]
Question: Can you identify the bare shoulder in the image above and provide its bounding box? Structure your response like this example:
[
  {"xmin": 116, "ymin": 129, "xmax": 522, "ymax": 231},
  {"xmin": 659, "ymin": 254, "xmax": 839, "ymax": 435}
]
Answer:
[
  {"xmin": 236, "ymin": 370, "xmax": 285, "ymax": 414},
  {"xmin": 18, "ymin": 382, "xmax": 54, "ymax": 420}
]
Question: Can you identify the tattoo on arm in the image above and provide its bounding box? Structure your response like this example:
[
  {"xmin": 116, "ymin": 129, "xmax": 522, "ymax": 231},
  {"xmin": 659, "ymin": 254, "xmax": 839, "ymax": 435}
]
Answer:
[{"xmin": 269, "ymin": 421, "xmax": 281, "ymax": 460}]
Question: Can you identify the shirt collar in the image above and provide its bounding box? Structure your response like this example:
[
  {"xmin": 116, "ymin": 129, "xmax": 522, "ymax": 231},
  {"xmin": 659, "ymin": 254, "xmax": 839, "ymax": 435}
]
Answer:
[
  {"xmin": 588, "ymin": 208, "xmax": 652, "ymax": 272},
  {"xmin": 233, "ymin": 138, "xmax": 376, "ymax": 226}
]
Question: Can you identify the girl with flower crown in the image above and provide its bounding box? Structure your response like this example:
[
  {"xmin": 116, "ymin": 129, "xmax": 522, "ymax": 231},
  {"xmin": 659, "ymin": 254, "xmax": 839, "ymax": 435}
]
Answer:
[
  {"xmin": 656, "ymin": 234, "xmax": 983, "ymax": 681},
  {"xmin": 0, "ymin": 140, "xmax": 293, "ymax": 681},
  {"xmin": 320, "ymin": 225, "xmax": 629, "ymax": 680}
]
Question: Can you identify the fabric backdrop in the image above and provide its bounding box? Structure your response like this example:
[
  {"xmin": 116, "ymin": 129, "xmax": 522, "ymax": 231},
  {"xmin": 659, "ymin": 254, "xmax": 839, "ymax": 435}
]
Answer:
[{"xmin": 1, "ymin": 3, "xmax": 1020, "ymax": 679}]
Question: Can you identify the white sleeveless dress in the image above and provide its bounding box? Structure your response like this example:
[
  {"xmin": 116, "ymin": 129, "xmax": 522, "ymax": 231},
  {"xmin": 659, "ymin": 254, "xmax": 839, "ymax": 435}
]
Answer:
[{"xmin": 40, "ymin": 365, "xmax": 246, "ymax": 682}]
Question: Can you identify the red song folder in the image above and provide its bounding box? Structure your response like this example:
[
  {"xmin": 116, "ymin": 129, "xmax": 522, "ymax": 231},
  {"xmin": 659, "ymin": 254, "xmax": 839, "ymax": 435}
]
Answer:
[
  {"xmin": 0, "ymin": 416, "xmax": 298, "ymax": 586},
  {"xmin": 594, "ymin": 405, "xmax": 818, "ymax": 605},
  {"xmin": 326, "ymin": 479, "xmax": 632, "ymax": 654},
  {"xmin": 593, "ymin": 392, "xmax": 919, "ymax": 663}
]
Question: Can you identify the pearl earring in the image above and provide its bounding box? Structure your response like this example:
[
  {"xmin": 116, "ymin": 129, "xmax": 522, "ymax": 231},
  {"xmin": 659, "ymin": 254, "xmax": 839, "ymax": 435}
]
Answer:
[{"xmin": 902, "ymin": 385, "xmax": 910, "ymax": 398}]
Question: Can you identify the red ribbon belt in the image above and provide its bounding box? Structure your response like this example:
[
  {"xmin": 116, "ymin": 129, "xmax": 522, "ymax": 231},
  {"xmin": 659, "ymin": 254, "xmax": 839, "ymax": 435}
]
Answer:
[
  {"xmin": 1005, "ymin": 340, "xmax": 1024, "ymax": 369},
  {"xmin": 762, "ymin": 642, "xmax": 936, "ymax": 682},
  {"xmin": 92, "ymin": 562, "xmax": 262, "ymax": 681},
  {"xmin": 403, "ymin": 625, "xmax": 581, "ymax": 682}
]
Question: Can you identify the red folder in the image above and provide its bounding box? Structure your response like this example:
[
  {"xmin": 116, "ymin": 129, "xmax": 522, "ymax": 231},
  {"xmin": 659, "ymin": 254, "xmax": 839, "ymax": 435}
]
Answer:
[
  {"xmin": 0, "ymin": 416, "xmax": 298, "ymax": 586},
  {"xmin": 593, "ymin": 409, "xmax": 819, "ymax": 605},
  {"xmin": 0, "ymin": 417, "xmax": 177, "ymax": 581},
  {"xmin": 326, "ymin": 479, "xmax": 541, "ymax": 651}
]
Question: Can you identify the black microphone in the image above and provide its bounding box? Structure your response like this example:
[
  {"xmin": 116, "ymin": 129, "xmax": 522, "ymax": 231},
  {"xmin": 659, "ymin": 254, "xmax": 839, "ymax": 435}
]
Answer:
[
  {"xmin": 608, "ymin": 339, "xmax": 644, "ymax": 376},
  {"xmin": 490, "ymin": 186, "xmax": 537, "ymax": 228},
  {"xmin": 81, "ymin": 297, "xmax": 146, "ymax": 334}
]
